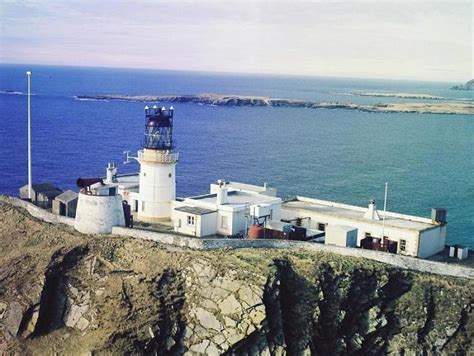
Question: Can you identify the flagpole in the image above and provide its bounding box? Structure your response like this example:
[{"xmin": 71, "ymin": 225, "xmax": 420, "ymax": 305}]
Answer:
[{"xmin": 26, "ymin": 71, "xmax": 32, "ymax": 200}]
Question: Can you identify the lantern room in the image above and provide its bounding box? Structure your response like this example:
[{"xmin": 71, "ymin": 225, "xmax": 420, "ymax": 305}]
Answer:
[{"xmin": 143, "ymin": 105, "xmax": 175, "ymax": 150}]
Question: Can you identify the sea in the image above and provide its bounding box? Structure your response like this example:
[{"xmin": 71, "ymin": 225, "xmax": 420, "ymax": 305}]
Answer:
[{"xmin": 0, "ymin": 64, "xmax": 472, "ymax": 248}]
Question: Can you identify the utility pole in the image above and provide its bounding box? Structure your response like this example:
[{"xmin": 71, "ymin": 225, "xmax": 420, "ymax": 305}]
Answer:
[{"xmin": 26, "ymin": 71, "xmax": 32, "ymax": 200}]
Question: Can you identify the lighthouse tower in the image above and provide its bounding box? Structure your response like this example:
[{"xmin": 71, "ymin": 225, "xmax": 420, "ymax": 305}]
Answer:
[{"xmin": 137, "ymin": 105, "xmax": 178, "ymax": 222}]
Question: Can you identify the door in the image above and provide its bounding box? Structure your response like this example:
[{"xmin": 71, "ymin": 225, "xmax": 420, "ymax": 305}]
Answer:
[{"xmin": 59, "ymin": 202, "xmax": 66, "ymax": 216}]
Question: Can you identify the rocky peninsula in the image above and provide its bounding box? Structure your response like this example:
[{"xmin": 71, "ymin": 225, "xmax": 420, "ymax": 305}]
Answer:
[
  {"xmin": 1, "ymin": 199, "xmax": 473, "ymax": 354},
  {"xmin": 451, "ymin": 79, "xmax": 474, "ymax": 91},
  {"xmin": 76, "ymin": 93, "xmax": 474, "ymax": 115}
]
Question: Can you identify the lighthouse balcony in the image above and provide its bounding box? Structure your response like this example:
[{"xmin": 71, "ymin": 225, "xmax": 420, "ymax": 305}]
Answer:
[{"xmin": 138, "ymin": 149, "xmax": 179, "ymax": 163}]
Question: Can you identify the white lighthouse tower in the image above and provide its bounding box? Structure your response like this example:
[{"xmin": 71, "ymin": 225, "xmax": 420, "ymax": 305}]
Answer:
[{"xmin": 136, "ymin": 105, "xmax": 178, "ymax": 222}]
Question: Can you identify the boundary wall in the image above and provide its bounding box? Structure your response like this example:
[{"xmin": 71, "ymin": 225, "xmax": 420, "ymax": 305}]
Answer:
[
  {"xmin": 2, "ymin": 196, "xmax": 74, "ymax": 226},
  {"xmin": 2, "ymin": 196, "xmax": 472, "ymax": 280},
  {"xmin": 111, "ymin": 226, "xmax": 474, "ymax": 280}
]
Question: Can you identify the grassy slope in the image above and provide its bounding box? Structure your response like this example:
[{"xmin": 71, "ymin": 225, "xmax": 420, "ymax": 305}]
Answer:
[{"xmin": 0, "ymin": 200, "xmax": 472, "ymax": 354}]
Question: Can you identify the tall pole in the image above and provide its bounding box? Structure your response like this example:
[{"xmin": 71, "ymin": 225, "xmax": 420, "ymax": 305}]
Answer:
[
  {"xmin": 381, "ymin": 182, "xmax": 388, "ymax": 242},
  {"xmin": 26, "ymin": 71, "xmax": 32, "ymax": 200}
]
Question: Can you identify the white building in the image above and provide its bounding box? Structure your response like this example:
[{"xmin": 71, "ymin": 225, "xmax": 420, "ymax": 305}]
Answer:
[
  {"xmin": 92, "ymin": 165, "xmax": 282, "ymax": 238},
  {"xmin": 74, "ymin": 178, "xmax": 125, "ymax": 234},
  {"xmin": 172, "ymin": 180, "xmax": 282, "ymax": 237},
  {"xmin": 281, "ymin": 196, "xmax": 447, "ymax": 258},
  {"xmin": 73, "ymin": 106, "xmax": 448, "ymax": 260}
]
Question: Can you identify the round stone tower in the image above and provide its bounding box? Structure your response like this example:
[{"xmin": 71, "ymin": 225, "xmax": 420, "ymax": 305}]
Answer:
[{"xmin": 137, "ymin": 105, "xmax": 178, "ymax": 222}]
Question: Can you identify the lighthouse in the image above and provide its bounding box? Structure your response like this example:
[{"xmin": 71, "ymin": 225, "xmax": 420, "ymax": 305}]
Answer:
[{"xmin": 137, "ymin": 105, "xmax": 178, "ymax": 222}]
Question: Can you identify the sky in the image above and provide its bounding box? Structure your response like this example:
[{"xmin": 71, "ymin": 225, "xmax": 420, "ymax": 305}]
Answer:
[{"xmin": 1, "ymin": 1, "xmax": 472, "ymax": 82}]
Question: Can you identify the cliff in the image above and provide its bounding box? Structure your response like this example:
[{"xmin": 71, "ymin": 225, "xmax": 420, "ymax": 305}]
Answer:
[
  {"xmin": 451, "ymin": 80, "xmax": 474, "ymax": 91},
  {"xmin": 75, "ymin": 93, "xmax": 474, "ymax": 115},
  {"xmin": 0, "ymin": 200, "xmax": 473, "ymax": 354}
]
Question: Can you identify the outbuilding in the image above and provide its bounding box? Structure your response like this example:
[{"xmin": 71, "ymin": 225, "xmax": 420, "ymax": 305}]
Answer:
[
  {"xmin": 52, "ymin": 190, "xmax": 78, "ymax": 217},
  {"xmin": 19, "ymin": 182, "xmax": 63, "ymax": 208},
  {"xmin": 282, "ymin": 196, "xmax": 447, "ymax": 258},
  {"xmin": 172, "ymin": 180, "xmax": 282, "ymax": 238}
]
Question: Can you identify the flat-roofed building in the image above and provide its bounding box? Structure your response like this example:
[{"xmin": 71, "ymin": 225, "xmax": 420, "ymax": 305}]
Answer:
[
  {"xmin": 282, "ymin": 196, "xmax": 447, "ymax": 258},
  {"xmin": 172, "ymin": 180, "xmax": 282, "ymax": 237},
  {"xmin": 19, "ymin": 182, "xmax": 63, "ymax": 209},
  {"xmin": 173, "ymin": 206, "xmax": 217, "ymax": 237},
  {"xmin": 52, "ymin": 190, "xmax": 78, "ymax": 217}
]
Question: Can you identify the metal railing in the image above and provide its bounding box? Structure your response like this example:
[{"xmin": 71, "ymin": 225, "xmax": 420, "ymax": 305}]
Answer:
[{"xmin": 138, "ymin": 150, "xmax": 179, "ymax": 163}]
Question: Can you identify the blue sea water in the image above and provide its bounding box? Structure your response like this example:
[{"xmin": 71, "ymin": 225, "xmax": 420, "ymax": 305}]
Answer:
[{"xmin": 0, "ymin": 64, "xmax": 473, "ymax": 248}]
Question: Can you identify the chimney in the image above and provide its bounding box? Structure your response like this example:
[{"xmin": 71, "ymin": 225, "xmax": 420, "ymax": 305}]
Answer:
[
  {"xmin": 106, "ymin": 162, "xmax": 117, "ymax": 184},
  {"xmin": 431, "ymin": 208, "xmax": 447, "ymax": 225},
  {"xmin": 364, "ymin": 199, "xmax": 381, "ymax": 220},
  {"xmin": 216, "ymin": 179, "xmax": 228, "ymax": 205}
]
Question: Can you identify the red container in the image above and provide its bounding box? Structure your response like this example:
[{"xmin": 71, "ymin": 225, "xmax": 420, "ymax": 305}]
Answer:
[{"xmin": 248, "ymin": 224, "xmax": 264, "ymax": 240}]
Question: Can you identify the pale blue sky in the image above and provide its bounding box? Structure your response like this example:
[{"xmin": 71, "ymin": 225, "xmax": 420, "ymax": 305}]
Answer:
[{"xmin": 1, "ymin": 1, "xmax": 472, "ymax": 82}]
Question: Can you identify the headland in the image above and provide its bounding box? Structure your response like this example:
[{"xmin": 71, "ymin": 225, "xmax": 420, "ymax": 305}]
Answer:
[
  {"xmin": 76, "ymin": 93, "xmax": 474, "ymax": 115},
  {"xmin": 1, "ymin": 198, "xmax": 473, "ymax": 354}
]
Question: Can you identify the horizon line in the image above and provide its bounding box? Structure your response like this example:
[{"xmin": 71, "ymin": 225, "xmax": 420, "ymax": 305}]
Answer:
[{"xmin": 0, "ymin": 61, "xmax": 468, "ymax": 85}]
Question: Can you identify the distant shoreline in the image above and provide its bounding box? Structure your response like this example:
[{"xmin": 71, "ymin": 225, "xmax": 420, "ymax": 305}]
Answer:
[
  {"xmin": 75, "ymin": 93, "xmax": 474, "ymax": 116},
  {"xmin": 339, "ymin": 92, "xmax": 446, "ymax": 100},
  {"xmin": 451, "ymin": 79, "xmax": 474, "ymax": 91}
]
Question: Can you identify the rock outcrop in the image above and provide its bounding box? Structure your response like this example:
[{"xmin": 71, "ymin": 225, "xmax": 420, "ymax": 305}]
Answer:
[
  {"xmin": 0, "ymin": 200, "xmax": 473, "ymax": 354},
  {"xmin": 344, "ymin": 92, "xmax": 446, "ymax": 100},
  {"xmin": 75, "ymin": 93, "xmax": 474, "ymax": 115},
  {"xmin": 451, "ymin": 79, "xmax": 474, "ymax": 91}
]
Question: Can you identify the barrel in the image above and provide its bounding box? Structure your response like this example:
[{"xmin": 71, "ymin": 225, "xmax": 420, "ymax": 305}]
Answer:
[{"xmin": 248, "ymin": 224, "xmax": 264, "ymax": 240}]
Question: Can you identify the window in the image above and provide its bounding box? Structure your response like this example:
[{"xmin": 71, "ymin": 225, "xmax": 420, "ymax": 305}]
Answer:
[
  {"xmin": 221, "ymin": 216, "xmax": 228, "ymax": 229},
  {"xmin": 141, "ymin": 201, "xmax": 146, "ymax": 212},
  {"xmin": 187, "ymin": 215, "xmax": 195, "ymax": 226},
  {"xmin": 365, "ymin": 232, "xmax": 372, "ymax": 238},
  {"xmin": 318, "ymin": 223, "xmax": 326, "ymax": 231},
  {"xmin": 400, "ymin": 239, "xmax": 407, "ymax": 252},
  {"xmin": 134, "ymin": 200, "xmax": 138, "ymax": 212}
]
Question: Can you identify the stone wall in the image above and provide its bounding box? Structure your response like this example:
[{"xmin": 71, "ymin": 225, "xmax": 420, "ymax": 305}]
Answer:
[
  {"xmin": 1, "ymin": 196, "xmax": 74, "ymax": 227},
  {"xmin": 2, "ymin": 196, "xmax": 472, "ymax": 280},
  {"xmin": 111, "ymin": 227, "xmax": 474, "ymax": 280}
]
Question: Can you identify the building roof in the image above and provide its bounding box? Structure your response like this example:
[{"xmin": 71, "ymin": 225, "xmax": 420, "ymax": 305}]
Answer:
[
  {"xmin": 22, "ymin": 182, "xmax": 63, "ymax": 199},
  {"xmin": 41, "ymin": 189, "xmax": 64, "ymax": 199},
  {"xmin": 114, "ymin": 173, "xmax": 140, "ymax": 184},
  {"xmin": 216, "ymin": 181, "xmax": 274, "ymax": 193},
  {"xmin": 266, "ymin": 221, "xmax": 292, "ymax": 232},
  {"xmin": 55, "ymin": 190, "xmax": 78, "ymax": 203},
  {"xmin": 175, "ymin": 206, "xmax": 216, "ymax": 216},
  {"xmin": 283, "ymin": 196, "xmax": 436, "ymax": 232},
  {"xmin": 101, "ymin": 173, "xmax": 140, "ymax": 189},
  {"xmin": 23, "ymin": 182, "xmax": 58, "ymax": 192},
  {"xmin": 189, "ymin": 190, "xmax": 280, "ymax": 207}
]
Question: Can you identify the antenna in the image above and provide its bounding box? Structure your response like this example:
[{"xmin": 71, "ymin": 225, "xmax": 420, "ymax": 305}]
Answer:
[
  {"xmin": 123, "ymin": 150, "xmax": 139, "ymax": 164},
  {"xmin": 123, "ymin": 151, "xmax": 132, "ymax": 164},
  {"xmin": 26, "ymin": 71, "xmax": 32, "ymax": 200},
  {"xmin": 381, "ymin": 182, "xmax": 388, "ymax": 243}
]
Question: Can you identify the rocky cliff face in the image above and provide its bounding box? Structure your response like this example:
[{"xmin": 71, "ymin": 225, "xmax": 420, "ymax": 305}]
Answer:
[{"xmin": 0, "ymin": 201, "xmax": 473, "ymax": 354}]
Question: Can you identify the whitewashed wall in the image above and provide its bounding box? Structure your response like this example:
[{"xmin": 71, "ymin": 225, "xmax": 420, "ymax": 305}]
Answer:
[
  {"xmin": 280, "ymin": 206, "xmax": 442, "ymax": 257},
  {"xmin": 74, "ymin": 193, "xmax": 125, "ymax": 234}
]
